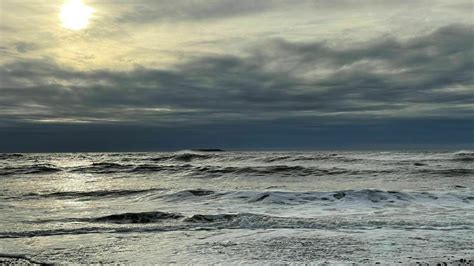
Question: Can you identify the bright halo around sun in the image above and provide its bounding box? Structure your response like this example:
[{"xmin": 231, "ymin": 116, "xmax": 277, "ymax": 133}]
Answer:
[{"xmin": 60, "ymin": 0, "xmax": 94, "ymax": 30}]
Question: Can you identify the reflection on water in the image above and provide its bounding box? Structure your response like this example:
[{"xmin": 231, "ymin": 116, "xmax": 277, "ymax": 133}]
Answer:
[{"xmin": 0, "ymin": 151, "xmax": 473, "ymax": 263}]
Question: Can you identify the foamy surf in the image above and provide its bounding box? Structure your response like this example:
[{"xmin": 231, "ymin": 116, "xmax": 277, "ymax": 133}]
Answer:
[{"xmin": 0, "ymin": 151, "xmax": 472, "ymax": 264}]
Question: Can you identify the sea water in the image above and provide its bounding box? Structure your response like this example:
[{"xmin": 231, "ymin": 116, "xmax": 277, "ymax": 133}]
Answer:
[{"xmin": 0, "ymin": 151, "xmax": 473, "ymax": 264}]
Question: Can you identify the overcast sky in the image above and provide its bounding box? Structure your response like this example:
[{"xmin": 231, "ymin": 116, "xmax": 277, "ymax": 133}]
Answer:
[{"xmin": 0, "ymin": 0, "xmax": 473, "ymax": 152}]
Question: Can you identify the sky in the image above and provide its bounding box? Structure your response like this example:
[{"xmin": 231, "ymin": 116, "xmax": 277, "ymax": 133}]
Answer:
[{"xmin": 0, "ymin": 0, "xmax": 473, "ymax": 152}]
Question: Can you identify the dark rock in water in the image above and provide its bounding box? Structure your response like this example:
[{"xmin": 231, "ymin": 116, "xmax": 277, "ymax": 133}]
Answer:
[
  {"xmin": 192, "ymin": 149, "xmax": 226, "ymax": 152},
  {"xmin": 333, "ymin": 192, "xmax": 346, "ymax": 200}
]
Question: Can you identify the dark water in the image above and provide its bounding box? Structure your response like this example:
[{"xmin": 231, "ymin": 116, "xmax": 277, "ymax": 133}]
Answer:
[{"xmin": 0, "ymin": 150, "xmax": 473, "ymax": 264}]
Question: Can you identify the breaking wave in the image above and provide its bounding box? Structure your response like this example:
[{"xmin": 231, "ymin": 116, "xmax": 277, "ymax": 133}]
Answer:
[
  {"xmin": 452, "ymin": 150, "xmax": 474, "ymax": 162},
  {"xmin": 3, "ymin": 210, "xmax": 472, "ymax": 238},
  {"xmin": 161, "ymin": 189, "xmax": 474, "ymax": 206}
]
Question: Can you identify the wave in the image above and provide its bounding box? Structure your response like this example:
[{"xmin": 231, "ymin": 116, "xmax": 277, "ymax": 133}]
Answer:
[
  {"xmin": 0, "ymin": 253, "xmax": 52, "ymax": 266},
  {"xmin": 66, "ymin": 162, "xmax": 361, "ymax": 177},
  {"xmin": 191, "ymin": 149, "xmax": 225, "ymax": 152},
  {"xmin": 0, "ymin": 227, "xmax": 129, "ymax": 238},
  {"xmin": 4, "ymin": 210, "xmax": 472, "ymax": 238},
  {"xmin": 168, "ymin": 189, "xmax": 216, "ymax": 198},
  {"xmin": 184, "ymin": 213, "xmax": 239, "ymax": 223},
  {"xmin": 159, "ymin": 189, "xmax": 474, "ymax": 206},
  {"xmin": 70, "ymin": 163, "xmax": 179, "ymax": 174},
  {"xmin": 22, "ymin": 188, "xmax": 163, "ymax": 199},
  {"xmin": 130, "ymin": 164, "xmax": 170, "ymax": 173},
  {"xmin": 149, "ymin": 150, "xmax": 219, "ymax": 162},
  {"xmin": 69, "ymin": 162, "xmax": 132, "ymax": 174},
  {"xmin": 453, "ymin": 150, "xmax": 474, "ymax": 156},
  {"xmin": 452, "ymin": 150, "xmax": 474, "ymax": 162},
  {"xmin": 188, "ymin": 165, "xmax": 471, "ymax": 178},
  {"xmin": 87, "ymin": 211, "xmax": 183, "ymax": 224},
  {"xmin": 0, "ymin": 164, "xmax": 61, "ymax": 176},
  {"xmin": 152, "ymin": 153, "xmax": 213, "ymax": 162},
  {"xmin": 152, "ymin": 151, "xmax": 342, "ymax": 163},
  {"xmin": 189, "ymin": 165, "xmax": 356, "ymax": 177},
  {"xmin": 416, "ymin": 168, "xmax": 474, "ymax": 177},
  {"xmin": 0, "ymin": 153, "xmax": 24, "ymax": 160},
  {"xmin": 82, "ymin": 209, "xmax": 474, "ymax": 228},
  {"xmin": 261, "ymin": 155, "xmax": 292, "ymax": 163},
  {"xmin": 257, "ymin": 153, "xmax": 362, "ymax": 163}
]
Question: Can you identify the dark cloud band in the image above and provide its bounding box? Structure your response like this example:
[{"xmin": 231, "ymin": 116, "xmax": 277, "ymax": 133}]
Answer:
[{"xmin": 1, "ymin": 24, "xmax": 472, "ymax": 127}]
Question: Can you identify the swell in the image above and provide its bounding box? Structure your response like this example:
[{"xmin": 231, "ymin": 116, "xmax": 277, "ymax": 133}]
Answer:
[
  {"xmin": 4, "ymin": 151, "xmax": 473, "ymax": 178},
  {"xmin": 16, "ymin": 187, "xmax": 472, "ymax": 205},
  {"xmin": 452, "ymin": 150, "xmax": 474, "ymax": 162},
  {"xmin": 69, "ymin": 162, "xmax": 132, "ymax": 173},
  {"xmin": 84, "ymin": 211, "xmax": 184, "ymax": 224},
  {"xmin": 68, "ymin": 163, "xmax": 474, "ymax": 177},
  {"xmin": 3, "ymin": 211, "xmax": 472, "ymax": 238},
  {"xmin": 66, "ymin": 163, "xmax": 372, "ymax": 176},
  {"xmin": 188, "ymin": 165, "xmax": 383, "ymax": 177},
  {"xmin": 0, "ymin": 153, "xmax": 24, "ymax": 160},
  {"xmin": 260, "ymin": 153, "xmax": 353, "ymax": 163},
  {"xmin": 22, "ymin": 188, "xmax": 164, "ymax": 199},
  {"xmin": 69, "ymin": 163, "xmax": 192, "ymax": 174},
  {"xmin": 66, "ymin": 162, "xmax": 474, "ymax": 177},
  {"xmin": 150, "ymin": 152, "xmax": 213, "ymax": 162},
  {"xmin": 151, "ymin": 152, "xmax": 359, "ymax": 164},
  {"xmin": 161, "ymin": 189, "xmax": 474, "ymax": 205},
  {"xmin": 416, "ymin": 168, "xmax": 474, "ymax": 177},
  {"xmin": 0, "ymin": 164, "xmax": 61, "ymax": 176}
]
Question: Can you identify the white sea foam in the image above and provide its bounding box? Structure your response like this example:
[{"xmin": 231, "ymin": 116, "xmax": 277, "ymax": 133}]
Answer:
[{"xmin": 0, "ymin": 151, "xmax": 473, "ymax": 264}]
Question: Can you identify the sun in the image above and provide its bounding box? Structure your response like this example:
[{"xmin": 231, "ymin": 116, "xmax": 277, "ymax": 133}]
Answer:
[{"xmin": 60, "ymin": 0, "xmax": 94, "ymax": 30}]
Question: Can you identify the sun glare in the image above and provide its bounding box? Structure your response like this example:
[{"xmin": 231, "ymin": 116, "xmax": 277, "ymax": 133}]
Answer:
[{"xmin": 60, "ymin": 0, "xmax": 94, "ymax": 30}]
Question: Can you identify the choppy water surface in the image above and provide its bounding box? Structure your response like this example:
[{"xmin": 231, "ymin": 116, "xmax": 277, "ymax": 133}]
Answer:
[{"xmin": 1, "ymin": 150, "xmax": 473, "ymax": 264}]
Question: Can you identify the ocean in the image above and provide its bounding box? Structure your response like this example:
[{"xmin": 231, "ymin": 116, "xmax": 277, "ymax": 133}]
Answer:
[{"xmin": 0, "ymin": 150, "xmax": 473, "ymax": 264}]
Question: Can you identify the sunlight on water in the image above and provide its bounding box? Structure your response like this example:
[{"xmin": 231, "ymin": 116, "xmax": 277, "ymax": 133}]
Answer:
[{"xmin": 0, "ymin": 151, "xmax": 473, "ymax": 264}]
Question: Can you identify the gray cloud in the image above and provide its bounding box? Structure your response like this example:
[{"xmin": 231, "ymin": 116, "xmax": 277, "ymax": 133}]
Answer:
[
  {"xmin": 110, "ymin": 0, "xmax": 448, "ymax": 23},
  {"xmin": 113, "ymin": 0, "xmax": 281, "ymax": 23},
  {"xmin": 14, "ymin": 42, "xmax": 38, "ymax": 53},
  {"xmin": 0, "ymin": 24, "xmax": 473, "ymax": 127}
]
